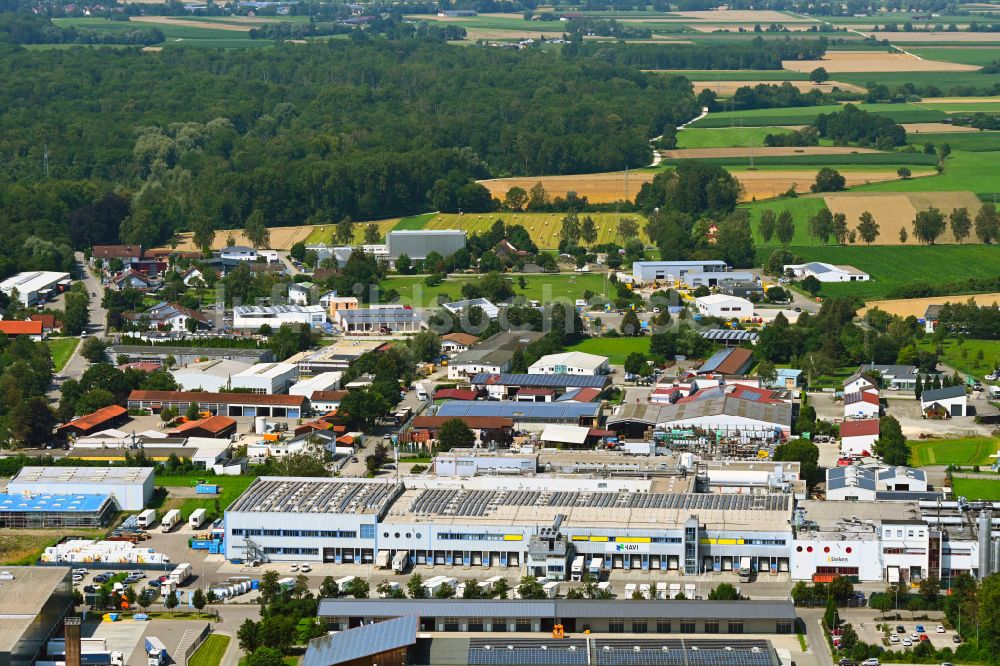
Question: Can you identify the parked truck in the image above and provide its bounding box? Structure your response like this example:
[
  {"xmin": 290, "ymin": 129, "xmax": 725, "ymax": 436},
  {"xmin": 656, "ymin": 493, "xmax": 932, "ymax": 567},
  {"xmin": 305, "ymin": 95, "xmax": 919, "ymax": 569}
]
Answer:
[
  {"xmin": 570, "ymin": 555, "xmax": 585, "ymax": 581},
  {"xmin": 188, "ymin": 508, "xmax": 207, "ymax": 530},
  {"xmin": 588, "ymin": 557, "xmax": 604, "ymax": 579},
  {"xmin": 144, "ymin": 637, "xmax": 167, "ymax": 666},
  {"xmin": 168, "ymin": 563, "xmax": 192, "ymax": 586},
  {"xmin": 137, "ymin": 509, "xmax": 156, "ymax": 529},
  {"xmin": 160, "ymin": 509, "xmax": 180, "ymax": 532},
  {"xmin": 738, "ymin": 556, "xmax": 752, "ymax": 583},
  {"xmin": 392, "ymin": 551, "xmax": 409, "ymax": 574}
]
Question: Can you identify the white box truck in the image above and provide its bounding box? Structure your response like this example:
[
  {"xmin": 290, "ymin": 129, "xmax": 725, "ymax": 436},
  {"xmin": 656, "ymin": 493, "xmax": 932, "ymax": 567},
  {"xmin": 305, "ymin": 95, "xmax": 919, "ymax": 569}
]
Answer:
[
  {"xmin": 739, "ymin": 556, "xmax": 752, "ymax": 583},
  {"xmin": 168, "ymin": 563, "xmax": 192, "ymax": 586},
  {"xmin": 542, "ymin": 581, "xmax": 560, "ymax": 598},
  {"xmin": 392, "ymin": 551, "xmax": 409, "ymax": 573},
  {"xmin": 188, "ymin": 508, "xmax": 207, "ymax": 530},
  {"xmin": 160, "ymin": 509, "xmax": 180, "ymax": 532},
  {"xmin": 137, "ymin": 509, "xmax": 156, "ymax": 529},
  {"xmin": 588, "ymin": 557, "xmax": 604, "ymax": 579},
  {"xmin": 145, "ymin": 637, "xmax": 167, "ymax": 666},
  {"xmin": 570, "ymin": 555, "xmax": 585, "ymax": 581}
]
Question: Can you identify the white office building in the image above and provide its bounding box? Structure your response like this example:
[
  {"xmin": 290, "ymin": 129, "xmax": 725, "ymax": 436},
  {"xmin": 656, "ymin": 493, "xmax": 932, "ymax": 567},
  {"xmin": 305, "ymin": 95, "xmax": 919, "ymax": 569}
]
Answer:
[
  {"xmin": 231, "ymin": 363, "xmax": 299, "ymax": 394},
  {"xmin": 233, "ymin": 305, "xmax": 327, "ymax": 330},
  {"xmin": 695, "ymin": 294, "xmax": 754, "ymax": 319},
  {"xmin": 528, "ymin": 352, "xmax": 609, "ymax": 376},
  {"xmin": 289, "ymin": 372, "xmax": 343, "ymax": 397},
  {"xmin": 171, "ymin": 359, "xmax": 255, "ymax": 393},
  {"xmin": 783, "ymin": 262, "xmax": 870, "ymax": 283}
]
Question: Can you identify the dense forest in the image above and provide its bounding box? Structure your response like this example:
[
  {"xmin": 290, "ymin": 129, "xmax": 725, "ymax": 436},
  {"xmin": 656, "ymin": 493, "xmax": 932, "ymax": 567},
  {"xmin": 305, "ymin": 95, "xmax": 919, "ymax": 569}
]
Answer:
[
  {"xmin": 0, "ymin": 37, "xmax": 700, "ymax": 260},
  {"xmin": 565, "ymin": 37, "xmax": 827, "ymax": 70},
  {"xmin": 0, "ymin": 12, "xmax": 163, "ymax": 44}
]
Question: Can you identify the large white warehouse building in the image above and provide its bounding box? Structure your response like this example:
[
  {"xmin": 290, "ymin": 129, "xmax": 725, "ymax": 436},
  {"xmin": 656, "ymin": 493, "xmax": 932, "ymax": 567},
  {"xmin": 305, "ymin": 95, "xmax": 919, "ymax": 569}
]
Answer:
[{"xmin": 7, "ymin": 466, "xmax": 154, "ymax": 511}]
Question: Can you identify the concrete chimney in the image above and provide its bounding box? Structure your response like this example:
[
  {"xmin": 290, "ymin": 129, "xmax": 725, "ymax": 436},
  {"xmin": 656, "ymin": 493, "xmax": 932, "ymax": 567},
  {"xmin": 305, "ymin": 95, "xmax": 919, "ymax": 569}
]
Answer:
[
  {"xmin": 979, "ymin": 509, "xmax": 992, "ymax": 579},
  {"xmin": 64, "ymin": 617, "xmax": 82, "ymax": 666}
]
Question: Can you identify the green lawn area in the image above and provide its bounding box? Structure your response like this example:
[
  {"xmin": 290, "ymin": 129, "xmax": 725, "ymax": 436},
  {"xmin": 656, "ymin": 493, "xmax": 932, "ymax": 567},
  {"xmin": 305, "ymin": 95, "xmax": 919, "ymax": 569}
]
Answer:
[
  {"xmin": 917, "ymin": 339, "xmax": 1000, "ymax": 379},
  {"xmin": 380, "ymin": 273, "xmax": 610, "ymax": 306},
  {"xmin": 189, "ymin": 635, "xmax": 230, "ymax": 666},
  {"xmin": 856, "ymin": 149, "xmax": 1000, "ymax": 199},
  {"xmin": 154, "ymin": 475, "xmax": 257, "ymax": 520},
  {"xmin": 46, "ymin": 337, "xmax": 79, "ymax": 372},
  {"xmin": 904, "ymin": 132, "xmax": 1000, "ymax": 152},
  {"xmin": 808, "ymin": 366, "xmax": 856, "ymax": 390},
  {"xmin": 771, "ymin": 244, "xmax": 1000, "ymax": 301},
  {"xmin": 916, "ymin": 101, "xmax": 1000, "ymax": 113},
  {"xmin": 662, "ymin": 152, "xmax": 939, "ymax": 168},
  {"xmin": 952, "ymin": 476, "xmax": 1000, "ymax": 500},
  {"xmin": 909, "ymin": 437, "xmax": 997, "ymax": 467},
  {"xmin": 565, "ymin": 336, "xmax": 651, "ymax": 364},
  {"xmin": 690, "ymin": 103, "xmax": 947, "ymax": 129}
]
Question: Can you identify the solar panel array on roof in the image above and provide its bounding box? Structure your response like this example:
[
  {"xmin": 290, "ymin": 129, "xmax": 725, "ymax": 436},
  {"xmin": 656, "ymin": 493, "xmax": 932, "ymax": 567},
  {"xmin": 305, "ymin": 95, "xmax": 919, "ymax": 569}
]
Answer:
[
  {"xmin": 805, "ymin": 262, "xmax": 831, "ymax": 273},
  {"xmin": 304, "ymin": 615, "xmax": 417, "ymax": 666},
  {"xmin": 700, "ymin": 329, "xmax": 758, "ymax": 342},
  {"xmin": 228, "ymin": 479, "xmax": 403, "ymax": 514},
  {"xmin": 468, "ymin": 639, "xmax": 588, "ymax": 666},
  {"xmin": 436, "ymin": 401, "xmax": 600, "ymax": 422},
  {"xmin": 471, "ymin": 373, "xmax": 609, "ymax": 389},
  {"xmin": 592, "ymin": 639, "xmax": 775, "ymax": 666},
  {"xmin": 409, "ymin": 488, "xmax": 789, "ymax": 517}
]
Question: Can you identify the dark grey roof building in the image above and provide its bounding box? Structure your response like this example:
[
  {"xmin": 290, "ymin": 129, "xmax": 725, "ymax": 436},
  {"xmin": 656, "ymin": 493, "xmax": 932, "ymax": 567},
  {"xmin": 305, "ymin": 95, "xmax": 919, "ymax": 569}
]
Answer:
[{"xmin": 386, "ymin": 230, "xmax": 466, "ymax": 260}]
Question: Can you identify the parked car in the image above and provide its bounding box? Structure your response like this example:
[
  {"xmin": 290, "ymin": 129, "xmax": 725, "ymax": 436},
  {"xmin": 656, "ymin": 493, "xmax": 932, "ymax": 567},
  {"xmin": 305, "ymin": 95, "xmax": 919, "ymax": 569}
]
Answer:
[
  {"xmin": 861, "ymin": 659, "xmax": 880, "ymax": 666},
  {"xmin": 911, "ymin": 633, "xmax": 920, "ymax": 641},
  {"xmin": 300, "ymin": 564, "xmax": 311, "ymax": 573},
  {"xmin": 936, "ymin": 625, "xmax": 946, "ymax": 633},
  {"xmin": 889, "ymin": 635, "xmax": 900, "ymax": 644},
  {"xmin": 130, "ymin": 571, "xmax": 146, "ymax": 579},
  {"xmin": 915, "ymin": 625, "xmax": 925, "ymax": 633},
  {"xmin": 94, "ymin": 573, "xmax": 111, "ymax": 583},
  {"xmin": 902, "ymin": 638, "xmax": 912, "ymax": 647},
  {"xmin": 952, "ymin": 635, "xmax": 962, "ymax": 644},
  {"xmin": 290, "ymin": 564, "xmax": 299, "ymax": 572},
  {"xmin": 73, "ymin": 568, "xmax": 88, "ymax": 576},
  {"xmin": 896, "ymin": 626, "xmax": 906, "ymax": 633},
  {"xmin": 919, "ymin": 634, "xmax": 929, "ymax": 642},
  {"xmin": 83, "ymin": 585, "xmax": 97, "ymax": 594},
  {"xmin": 838, "ymin": 660, "xmax": 856, "ymax": 666},
  {"xmin": 147, "ymin": 580, "xmax": 162, "ymax": 588}
]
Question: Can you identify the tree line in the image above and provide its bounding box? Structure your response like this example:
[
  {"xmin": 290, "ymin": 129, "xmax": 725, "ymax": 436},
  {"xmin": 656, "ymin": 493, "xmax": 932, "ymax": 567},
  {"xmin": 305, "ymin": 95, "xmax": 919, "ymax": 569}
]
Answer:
[
  {"xmin": 0, "ymin": 12, "xmax": 164, "ymax": 45},
  {"xmin": 564, "ymin": 36, "xmax": 828, "ymax": 70}
]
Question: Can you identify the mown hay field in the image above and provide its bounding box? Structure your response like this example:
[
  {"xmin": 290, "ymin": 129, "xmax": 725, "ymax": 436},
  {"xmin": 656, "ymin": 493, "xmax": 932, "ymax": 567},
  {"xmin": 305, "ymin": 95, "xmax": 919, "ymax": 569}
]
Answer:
[
  {"xmin": 422, "ymin": 212, "xmax": 650, "ymax": 248},
  {"xmin": 822, "ymin": 191, "xmax": 983, "ymax": 245},
  {"xmin": 782, "ymin": 50, "xmax": 979, "ymax": 72}
]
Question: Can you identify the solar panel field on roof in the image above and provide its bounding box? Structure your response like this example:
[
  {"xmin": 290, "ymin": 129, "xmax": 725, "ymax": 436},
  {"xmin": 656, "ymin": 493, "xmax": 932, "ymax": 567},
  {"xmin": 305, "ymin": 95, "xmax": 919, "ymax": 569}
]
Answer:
[
  {"xmin": 468, "ymin": 639, "xmax": 588, "ymax": 666},
  {"xmin": 435, "ymin": 401, "xmax": 599, "ymax": 421},
  {"xmin": 592, "ymin": 639, "xmax": 776, "ymax": 666},
  {"xmin": 471, "ymin": 373, "xmax": 609, "ymax": 389}
]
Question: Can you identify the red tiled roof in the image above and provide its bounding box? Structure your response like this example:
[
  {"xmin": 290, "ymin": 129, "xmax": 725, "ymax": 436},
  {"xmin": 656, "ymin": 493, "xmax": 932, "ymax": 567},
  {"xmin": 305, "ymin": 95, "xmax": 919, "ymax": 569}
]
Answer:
[
  {"xmin": 729, "ymin": 384, "xmax": 783, "ymax": 404},
  {"xmin": 713, "ymin": 347, "xmax": 754, "ymax": 375},
  {"xmin": 30, "ymin": 314, "xmax": 59, "ymax": 330},
  {"xmin": 0, "ymin": 320, "xmax": 43, "ymax": 336},
  {"xmin": 311, "ymin": 390, "xmax": 348, "ymax": 402},
  {"xmin": 169, "ymin": 415, "xmax": 237, "ymax": 436},
  {"xmin": 93, "ymin": 244, "xmax": 143, "ymax": 259},
  {"xmin": 118, "ymin": 362, "xmax": 162, "ymax": 372},
  {"xmin": 58, "ymin": 404, "xmax": 127, "ymax": 433},
  {"xmin": 441, "ymin": 333, "xmax": 479, "ymax": 346},
  {"xmin": 564, "ymin": 387, "xmax": 602, "ymax": 402},
  {"xmin": 128, "ymin": 390, "xmax": 306, "ymax": 407},
  {"xmin": 434, "ymin": 388, "xmax": 479, "ymax": 400},
  {"xmin": 517, "ymin": 388, "xmax": 556, "ymax": 396},
  {"xmin": 840, "ymin": 419, "xmax": 880, "ymax": 437},
  {"xmin": 588, "ymin": 429, "xmax": 615, "ymax": 437},
  {"xmin": 411, "ymin": 416, "xmax": 514, "ymax": 430}
]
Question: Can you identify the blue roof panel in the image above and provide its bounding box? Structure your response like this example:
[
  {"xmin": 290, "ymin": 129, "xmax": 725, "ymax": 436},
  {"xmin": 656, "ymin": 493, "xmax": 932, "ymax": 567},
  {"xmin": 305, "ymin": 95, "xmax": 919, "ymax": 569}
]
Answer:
[
  {"xmin": 436, "ymin": 401, "xmax": 600, "ymax": 420},
  {"xmin": 0, "ymin": 493, "xmax": 112, "ymax": 513},
  {"xmin": 471, "ymin": 373, "xmax": 609, "ymax": 389},
  {"xmin": 304, "ymin": 615, "xmax": 417, "ymax": 666}
]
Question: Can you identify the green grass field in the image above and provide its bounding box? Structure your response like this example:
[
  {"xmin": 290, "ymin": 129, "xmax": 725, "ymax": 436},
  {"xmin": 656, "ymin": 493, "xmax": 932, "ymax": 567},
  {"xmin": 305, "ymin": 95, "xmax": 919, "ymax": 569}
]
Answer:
[
  {"xmin": 661, "ymin": 152, "xmax": 940, "ymax": 167},
  {"xmin": 46, "ymin": 337, "xmax": 79, "ymax": 373},
  {"xmin": 380, "ymin": 273, "xmax": 610, "ymax": 306},
  {"xmin": 393, "ymin": 213, "xmax": 436, "ymax": 230},
  {"xmin": 909, "ymin": 437, "xmax": 997, "ymax": 467},
  {"xmin": 676, "ymin": 127, "xmax": 795, "ymax": 148},
  {"xmin": 422, "ymin": 212, "xmax": 650, "ymax": 248},
  {"xmin": 857, "ymin": 149, "xmax": 999, "ymax": 198},
  {"xmin": 917, "ymin": 101, "xmax": 1000, "ymax": 113},
  {"xmin": 189, "ymin": 635, "xmax": 230, "ymax": 666},
  {"xmin": 768, "ymin": 245, "xmax": 1000, "ymax": 301},
  {"xmin": 952, "ymin": 476, "xmax": 1000, "ymax": 500},
  {"xmin": 904, "ymin": 132, "xmax": 1000, "ymax": 152},
  {"xmin": 916, "ymin": 339, "xmax": 1000, "ymax": 379},
  {"xmin": 908, "ymin": 47, "xmax": 1000, "ymax": 67},
  {"xmin": 565, "ymin": 336, "xmax": 651, "ymax": 364},
  {"xmin": 155, "ymin": 475, "xmax": 257, "ymax": 519},
  {"xmin": 691, "ymin": 103, "xmax": 947, "ymax": 128},
  {"xmin": 836, "ymin": 70, "xmax": 1000, "ymax": 94}
]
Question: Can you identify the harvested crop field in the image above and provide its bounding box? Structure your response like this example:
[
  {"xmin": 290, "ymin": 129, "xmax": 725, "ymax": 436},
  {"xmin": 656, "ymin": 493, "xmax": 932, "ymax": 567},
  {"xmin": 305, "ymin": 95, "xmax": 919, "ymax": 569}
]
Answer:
[
  {"xmin": 860, "ymin": 293, "xmax": 1000, "ymax": 318},
  {"xmin": 687, "ymin": 24, "xmax": 818, "ymax": 32},
  {"xmin": 422, "ymin": 212, "xmax": 650, "ymax": 247},
  {"xmin": 688, "ymin": 80, "xmax": 865, "ymax": 94},
  {"xmin": 662, "ymin": 146, "xmax": 881, "ymax": 158},
  {"xmin": 823, "ymin": 191, "xmax": 983, "ymax": 245},
  {"xmin": 129, "ymin": 16, "xmax": 251, "ymax": 31},
  {"xmin": 168, "ymin": 225, "xmax": 313, "ymax": 251},
  {"xmin": 904, "ymin": 122, "xmax": 980, "ymax": 133},
  {"xmin": 782, "ymin": 51, "xmax": 978, "ymax": 72},
  {"xmin": 481, "ymin": 168, "xmax": 912, "ymax": 203}
]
